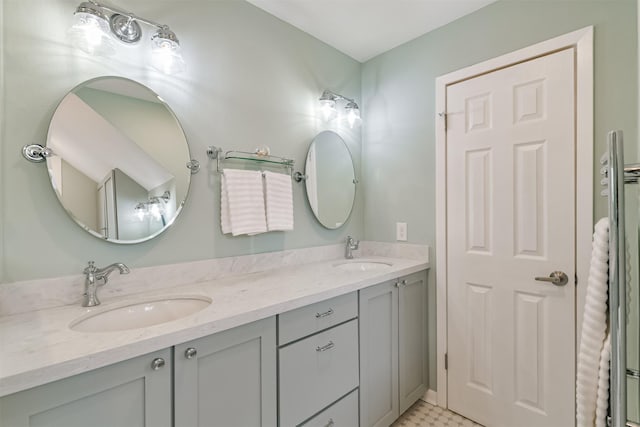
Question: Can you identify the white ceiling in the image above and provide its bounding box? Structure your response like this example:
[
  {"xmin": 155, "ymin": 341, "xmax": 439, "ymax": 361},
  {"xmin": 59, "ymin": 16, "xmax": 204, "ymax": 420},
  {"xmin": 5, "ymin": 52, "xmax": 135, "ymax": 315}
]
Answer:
[{"xmin": 246, "ymin": 0, "xmax": 497, "ymax": 62}]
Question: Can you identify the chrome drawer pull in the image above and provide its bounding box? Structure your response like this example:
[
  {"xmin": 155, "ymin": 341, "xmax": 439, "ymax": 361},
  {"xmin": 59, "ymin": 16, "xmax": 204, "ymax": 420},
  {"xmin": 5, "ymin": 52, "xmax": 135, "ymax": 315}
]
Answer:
[
  {"xmin": 315, "ymin": 308, "xmax": 334, "ymax": 318},
  {"xmin": 316, "ymin": 341, "xmax": 335, "ymax": 352},
  {"xmin": 151, "ymin": 357, "xmax": 165, "ymax": 370},
  {"xmin": 324, "ymin": 418, "xmax": 335, "ymax": 427}
]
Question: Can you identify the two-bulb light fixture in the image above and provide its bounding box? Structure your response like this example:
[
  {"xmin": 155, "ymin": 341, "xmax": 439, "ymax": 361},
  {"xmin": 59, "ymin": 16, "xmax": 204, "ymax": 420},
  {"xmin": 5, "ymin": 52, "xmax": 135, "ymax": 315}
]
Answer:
[
  {"xmin": 134, "ymin": 191, "xmax": 171, "ymax": 222},
  {"xmin": 68, "ymin": 1, "xmax": 186, "ymax": 74},
  {"xmin": 318, "ymin": 90, "xmax": 362, "ymax": 128}
]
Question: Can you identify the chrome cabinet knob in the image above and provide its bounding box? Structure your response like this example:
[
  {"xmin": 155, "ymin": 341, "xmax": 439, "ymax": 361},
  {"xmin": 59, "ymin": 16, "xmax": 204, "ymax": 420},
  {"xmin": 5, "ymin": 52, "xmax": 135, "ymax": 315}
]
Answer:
[
  {"xmin": 151, "ymin": 357, "xmax": 166, "ymax": 370},
  {"xmin": 185, "ymin": 347, "xmax": 197, "ymax": 359},
  {"xmin": 534, "ymin": 271, "xmax": 569, "ymax": 286}
]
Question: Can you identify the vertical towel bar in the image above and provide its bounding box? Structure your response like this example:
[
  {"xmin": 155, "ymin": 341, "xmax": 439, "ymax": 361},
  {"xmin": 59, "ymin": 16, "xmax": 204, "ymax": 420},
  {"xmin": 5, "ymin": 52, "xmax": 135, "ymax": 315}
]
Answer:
[{"xmin": 607, "ymin": 130, "xmax": 627, "ymax": 427}]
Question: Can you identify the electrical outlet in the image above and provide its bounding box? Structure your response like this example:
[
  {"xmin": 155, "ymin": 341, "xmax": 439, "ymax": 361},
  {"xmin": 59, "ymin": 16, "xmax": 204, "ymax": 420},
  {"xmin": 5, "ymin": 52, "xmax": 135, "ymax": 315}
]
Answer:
[{"xmin": 396, "ymin": 222, "xmax": 407, "ymax": 241}]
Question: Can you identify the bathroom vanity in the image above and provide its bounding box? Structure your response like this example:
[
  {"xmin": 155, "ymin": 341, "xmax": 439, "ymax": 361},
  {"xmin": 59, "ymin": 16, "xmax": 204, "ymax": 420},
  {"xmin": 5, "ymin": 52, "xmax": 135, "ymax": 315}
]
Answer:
[{"xmin": 0, "ymin": 255, "xmax": 428, "ymax": 427}]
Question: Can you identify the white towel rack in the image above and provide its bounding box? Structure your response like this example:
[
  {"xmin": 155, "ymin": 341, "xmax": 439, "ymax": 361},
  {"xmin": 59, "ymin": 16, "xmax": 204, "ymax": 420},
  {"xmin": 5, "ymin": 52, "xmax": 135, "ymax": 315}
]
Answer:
[{"xmin": 601, "ymin": 130, "xmax": 638, "ymax": 427}]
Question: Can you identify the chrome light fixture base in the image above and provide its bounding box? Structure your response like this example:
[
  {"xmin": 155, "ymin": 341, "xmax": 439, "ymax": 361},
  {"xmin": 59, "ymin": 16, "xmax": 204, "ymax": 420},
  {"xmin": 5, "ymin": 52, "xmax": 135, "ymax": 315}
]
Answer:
[{"xmin": 109, "ymin": 14, "xmax": 142, "ymax": 43}]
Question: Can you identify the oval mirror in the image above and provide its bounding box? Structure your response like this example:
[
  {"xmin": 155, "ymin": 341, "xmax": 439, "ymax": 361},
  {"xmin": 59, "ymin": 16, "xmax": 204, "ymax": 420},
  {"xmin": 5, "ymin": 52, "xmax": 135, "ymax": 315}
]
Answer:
[
  {"xmin": 304, "ymin": 131, "xmax": 356, "ymax": 229},
  {"xmin": 45, "ymin": 76, "xmax": 191, "ymax": 244}
]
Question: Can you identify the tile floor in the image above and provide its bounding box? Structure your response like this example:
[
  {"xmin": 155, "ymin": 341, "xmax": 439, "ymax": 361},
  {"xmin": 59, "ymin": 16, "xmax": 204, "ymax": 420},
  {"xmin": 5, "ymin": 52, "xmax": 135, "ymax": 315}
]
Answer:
[{"xmin": 392, "ymin": 400, "xmax": 484, "ymax": 427}]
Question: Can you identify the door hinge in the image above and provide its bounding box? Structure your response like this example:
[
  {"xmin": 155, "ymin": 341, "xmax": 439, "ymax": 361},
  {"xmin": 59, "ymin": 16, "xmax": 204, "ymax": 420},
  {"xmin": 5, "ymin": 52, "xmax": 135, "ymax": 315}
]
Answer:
[
  {"xmin": 438, "ymin": 112, "xmax": 447, "ymax": 130},
  {"xmin": 444, "ymin": 353, "xmax": 448, "ymax": 370}
]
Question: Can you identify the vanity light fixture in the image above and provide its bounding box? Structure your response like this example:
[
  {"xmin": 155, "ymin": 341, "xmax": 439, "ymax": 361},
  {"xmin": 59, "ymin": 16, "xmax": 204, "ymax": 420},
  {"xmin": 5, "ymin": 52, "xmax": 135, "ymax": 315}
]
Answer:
[
  {"xmin": 318, "ymin": 90, "xmax": 361, "ymax": 128},
  {"xmin": 69, "ymin": 1, "xmax": 186, "ymax": 74},
  {"xmin": 134, "ymin": 191, "xmax": 171, "ymax": 221}
]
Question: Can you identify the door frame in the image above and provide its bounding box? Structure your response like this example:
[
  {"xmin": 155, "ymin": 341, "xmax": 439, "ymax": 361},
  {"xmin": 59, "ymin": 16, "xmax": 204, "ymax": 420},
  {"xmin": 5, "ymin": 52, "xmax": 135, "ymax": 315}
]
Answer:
[{"xmin": 434, "ymin": 26, "xmax": 593, "ymax": 408}]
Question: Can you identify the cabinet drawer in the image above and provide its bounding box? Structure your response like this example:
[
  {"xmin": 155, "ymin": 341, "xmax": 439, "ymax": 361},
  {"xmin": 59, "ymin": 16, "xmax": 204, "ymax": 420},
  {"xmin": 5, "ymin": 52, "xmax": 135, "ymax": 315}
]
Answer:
[
  {"xmin": 279, "ymin": 319, "xmax": 359, "ymax": 427},
  {"xmin": 301, "ymin": 389, "xmax": 359, "ymax": 427},
  {"xmin": 278, "ymin": 292, "xmax": 357, "ymax": 345}
]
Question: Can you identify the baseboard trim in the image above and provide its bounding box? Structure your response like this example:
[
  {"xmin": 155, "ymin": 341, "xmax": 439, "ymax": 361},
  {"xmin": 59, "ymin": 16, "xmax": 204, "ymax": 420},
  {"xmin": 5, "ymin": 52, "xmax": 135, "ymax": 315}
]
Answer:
[{"xmin": 422, "ymin": 389, "xmax": 437, "ymax": 405}]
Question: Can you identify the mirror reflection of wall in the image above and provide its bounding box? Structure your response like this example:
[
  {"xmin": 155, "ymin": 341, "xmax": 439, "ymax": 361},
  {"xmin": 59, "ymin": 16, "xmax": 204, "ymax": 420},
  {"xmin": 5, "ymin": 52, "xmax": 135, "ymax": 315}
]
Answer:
[
  {"xmin": 45, "ymin": 77, "xmax": 190, "ymax": 244},
  {"xmin": 304, "ymin": 131, "xmax": 356, "ymax": 229}
]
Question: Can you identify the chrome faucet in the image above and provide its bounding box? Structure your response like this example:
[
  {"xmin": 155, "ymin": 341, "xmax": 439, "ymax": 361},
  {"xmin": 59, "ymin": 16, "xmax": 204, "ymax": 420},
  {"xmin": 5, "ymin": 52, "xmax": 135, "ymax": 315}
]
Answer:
[
  {"xmin": 82, "ymin": 261, "xmax": 130, "ymax": 307},
  {"xmin": 345, "ymin": 235, "xmax": 360, "ymax": 259}
]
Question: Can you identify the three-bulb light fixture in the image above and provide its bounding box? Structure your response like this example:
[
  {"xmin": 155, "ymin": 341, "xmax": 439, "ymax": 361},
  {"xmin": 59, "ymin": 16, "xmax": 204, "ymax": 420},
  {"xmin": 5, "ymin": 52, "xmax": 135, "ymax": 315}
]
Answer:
[
  {"xmin": 318, "ymin": 90, "xmax": 362, "ymax": 128},
  {"xmin": 134, "ymin": 191, "xmax": 171, "ymax": 222},
  {"xmin": 68, "ymin": 1, "xmax": 186, "ymax": 75}
]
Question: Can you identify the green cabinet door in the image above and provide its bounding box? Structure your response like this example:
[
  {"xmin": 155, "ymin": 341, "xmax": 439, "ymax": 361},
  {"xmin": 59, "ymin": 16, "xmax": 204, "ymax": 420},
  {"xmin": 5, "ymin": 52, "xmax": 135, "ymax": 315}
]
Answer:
[
  {"xmin": 359, "ymin": 270, "xmax": 429, "ymax": 427},
  {"xmin": 0, "ymin": 349, "xmax": 172, "ymax": 427},
  {"xmin": 398, "ymin": 270, "xmax": 428, "ymax": 414},
  {"xmin": 359, "ymin": 279, "xmax": 399, "ymax": 427},
  {"xmin": 174, "ymin": 317, "xmax": 277, "ymax": 427}
]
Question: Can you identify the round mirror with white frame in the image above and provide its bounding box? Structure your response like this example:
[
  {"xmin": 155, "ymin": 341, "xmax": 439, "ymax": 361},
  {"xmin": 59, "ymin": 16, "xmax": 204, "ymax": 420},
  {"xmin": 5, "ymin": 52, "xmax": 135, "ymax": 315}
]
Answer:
[
  {"xmin": 45, "ymin": 76, "xmax": 191, "ymax": 244},
  {"xmin": 304, "ymin": 130, "xmax": 356, "ymax": 229}
]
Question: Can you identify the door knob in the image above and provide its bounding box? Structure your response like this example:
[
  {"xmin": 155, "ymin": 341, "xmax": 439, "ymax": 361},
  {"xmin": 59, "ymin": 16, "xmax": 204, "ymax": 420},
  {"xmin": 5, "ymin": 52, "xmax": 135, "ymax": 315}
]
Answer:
[
  {"xmin": 185, "ymin": 347, "xmax": 197, "ymax": 359},
  {"xmin": 535, "ymin": 271, "xmax": 569, "ymax": 286}
]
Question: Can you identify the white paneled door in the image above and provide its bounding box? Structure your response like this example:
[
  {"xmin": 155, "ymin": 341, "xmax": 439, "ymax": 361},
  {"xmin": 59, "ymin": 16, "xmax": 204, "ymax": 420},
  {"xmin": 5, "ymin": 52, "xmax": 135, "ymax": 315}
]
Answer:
[{"xmin": 446, "ymin": 48, "xmax": 576, "ymax": 427}]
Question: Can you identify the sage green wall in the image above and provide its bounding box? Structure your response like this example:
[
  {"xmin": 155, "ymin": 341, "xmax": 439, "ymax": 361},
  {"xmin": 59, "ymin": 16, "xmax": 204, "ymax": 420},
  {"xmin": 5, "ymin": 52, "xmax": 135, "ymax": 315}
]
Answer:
[
  {"xmin": 361, "ymin": 0, "xmax": 638, "ymax": 391},
  {"xmin": 0, "ymin": 0, "xmax": 362, "ymax": 282}
]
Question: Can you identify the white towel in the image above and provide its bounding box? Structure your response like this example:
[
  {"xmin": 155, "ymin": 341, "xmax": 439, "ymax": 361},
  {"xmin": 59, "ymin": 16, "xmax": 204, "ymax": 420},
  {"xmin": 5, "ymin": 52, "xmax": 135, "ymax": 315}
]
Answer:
[
  {"xmin": 221, "ymin": 169, "xmax": 267, "ymax": 236},
  {"xmin": 594, "ymin": 332, "xmax": 611, "ymax": 427},
  {"xmin": 263, "ymin": 171, "xmax": 294, "ymax": 231},
  {"xmin": 576, "ymin": 218, "xmax": 609, "ymax": 427},
  {"xmin": 220, "ymin": 174, "xmax": 231, "ymax": 234}
]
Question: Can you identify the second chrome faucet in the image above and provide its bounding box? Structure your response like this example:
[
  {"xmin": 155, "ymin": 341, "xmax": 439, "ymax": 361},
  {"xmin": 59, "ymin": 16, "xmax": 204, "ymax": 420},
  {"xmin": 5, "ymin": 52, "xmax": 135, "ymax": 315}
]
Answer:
[
  {"xmin": 82, "ymin": 261, "xmax": 130, "ymax": 307},
  {"xmin": 345, "ymin": 235, "xmax": 359, "ymax": 259}
]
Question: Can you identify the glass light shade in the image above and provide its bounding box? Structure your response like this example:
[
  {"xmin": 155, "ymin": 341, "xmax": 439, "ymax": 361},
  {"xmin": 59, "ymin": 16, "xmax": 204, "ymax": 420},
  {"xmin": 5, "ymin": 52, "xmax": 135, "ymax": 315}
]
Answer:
[
  {"xmin": 68, "ymin": 11, "xmax": 115, "ymax": 56},
  {"xmin": 149, "ymin": 202, "xmax": 163, "ymax": 220},
  {"xmin": 134, "ymin": 203, "xmax": 147, "ymax": 221},
  {"xmin": 346, "ymin": 106, "xmax": 361, "ymax": 128},
  {"xmin": 150, "ymin": 36, "xmax": 186, "ymax": 75},
  {"xmin": 319, "ymin": 99, "xmax": 338, "ymax": 122}
]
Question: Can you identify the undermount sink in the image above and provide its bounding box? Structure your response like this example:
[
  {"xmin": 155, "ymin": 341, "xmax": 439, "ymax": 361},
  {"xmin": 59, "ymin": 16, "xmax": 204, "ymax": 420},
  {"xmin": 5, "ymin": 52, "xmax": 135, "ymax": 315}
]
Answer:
[
  {"xmin": 70, "ymin": 295, "xmax": 212, "ymax": 333},
  {"xmin": 333, "ymin": 260, "xmax": 393, "ymax": 272}
]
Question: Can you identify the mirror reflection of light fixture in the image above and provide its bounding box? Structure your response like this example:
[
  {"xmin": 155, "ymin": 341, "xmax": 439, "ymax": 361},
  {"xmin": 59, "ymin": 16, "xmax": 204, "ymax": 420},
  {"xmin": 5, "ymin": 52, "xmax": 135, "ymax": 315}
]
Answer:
[
  {"xmin": 318, "ymin": 90, "xmax": 361, "ymax": 128},
  {"xmin": 134, "ymin": 202, "xmax": 147, "ymax": 221},
  {"xmin": 69, "ymin": 1, "xmax": 186, "ymax": 74},
  {"xmin": 134, "ymin": 191, "xmax": 171, "ymax": 222}
]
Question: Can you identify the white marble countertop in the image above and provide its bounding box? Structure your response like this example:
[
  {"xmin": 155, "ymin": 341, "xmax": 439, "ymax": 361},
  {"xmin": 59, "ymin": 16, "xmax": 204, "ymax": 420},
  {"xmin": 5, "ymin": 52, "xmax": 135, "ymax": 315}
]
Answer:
[{"xmin": 0, "ymin": 256, "xmax": 428, "ymax": 397}]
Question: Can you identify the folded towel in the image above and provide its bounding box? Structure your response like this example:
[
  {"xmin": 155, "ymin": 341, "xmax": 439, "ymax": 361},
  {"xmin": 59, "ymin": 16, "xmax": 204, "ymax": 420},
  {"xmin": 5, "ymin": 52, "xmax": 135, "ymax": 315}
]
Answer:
[
  {"xmin": 264, "ymin": 171, "xmax": 294, "ymax": 231},
  {"xmin": 220, "ymin": 174, "xmax": 232, "ymax": 234},
  {"xmin": 222, "ymin": 169, "xmax": 267, "ymax": 236}
]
